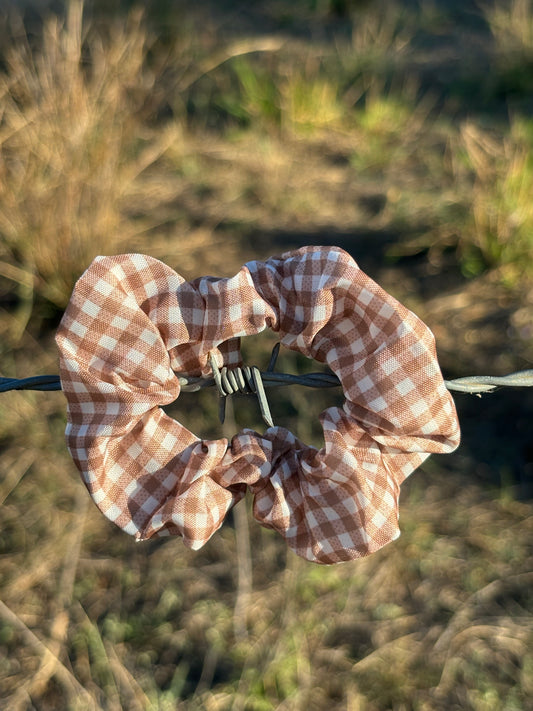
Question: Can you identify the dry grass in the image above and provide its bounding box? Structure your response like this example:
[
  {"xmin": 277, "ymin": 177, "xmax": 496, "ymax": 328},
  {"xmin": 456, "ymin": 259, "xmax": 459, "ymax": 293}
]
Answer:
[
  {"xmin": 485, "ymin": 0, "xmax": 533, "ymax": 58},
  {"xmin": 0, "ymin": 1, "xmax": 182, "ymax": 318},
  {"xmin": 1, "ymin": 0, "xmax": 532, "ymax": 709}
]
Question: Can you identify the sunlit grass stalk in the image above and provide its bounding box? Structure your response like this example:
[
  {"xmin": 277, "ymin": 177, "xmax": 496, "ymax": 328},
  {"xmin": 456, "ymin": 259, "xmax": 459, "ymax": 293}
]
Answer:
[{"xmin": 459, "ymin": 119, "xmax": 533, "ymax": 282}]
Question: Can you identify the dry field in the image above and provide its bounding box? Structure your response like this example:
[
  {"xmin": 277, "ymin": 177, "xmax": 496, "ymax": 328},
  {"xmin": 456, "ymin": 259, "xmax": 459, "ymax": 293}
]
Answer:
[{"xmin": 0, "ymin": 1, "xmax": 532, "ymax": 709}]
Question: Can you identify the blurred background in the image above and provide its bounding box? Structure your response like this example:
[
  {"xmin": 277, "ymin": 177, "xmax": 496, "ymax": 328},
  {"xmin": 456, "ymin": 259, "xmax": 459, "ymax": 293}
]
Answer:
[{"xmin": 0, "ymin": 0, "xmax": 532, "ymax": 709}]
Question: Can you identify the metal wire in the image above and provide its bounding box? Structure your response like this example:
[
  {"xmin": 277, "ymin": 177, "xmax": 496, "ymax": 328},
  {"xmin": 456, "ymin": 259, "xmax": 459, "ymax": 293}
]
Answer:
[
  {"xmin": 1, "ymin": 362, "xmax": 533, "ymax": 402},
  {"xmin": 0, "ymin": 375, "xmax": 63, "ymax": 392},
  {"xmin": 443, "ymin": 370, "xmax": 533, "ymax": 393}
]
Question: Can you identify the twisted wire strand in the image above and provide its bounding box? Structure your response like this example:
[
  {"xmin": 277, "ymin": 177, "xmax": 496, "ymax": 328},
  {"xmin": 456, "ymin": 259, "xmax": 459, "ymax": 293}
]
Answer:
[
  {"xmin": 443, "ymin": 370, "xmax": 533, "ymax": 393},
  {"xmin": 0, "ymin": 375, "xmax": 63, "ymax": 392}
]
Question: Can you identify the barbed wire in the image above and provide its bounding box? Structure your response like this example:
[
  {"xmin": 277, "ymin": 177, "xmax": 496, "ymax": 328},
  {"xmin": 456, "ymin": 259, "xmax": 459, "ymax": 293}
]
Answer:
[{"xmin": 1, "ymin": 369, "xmax": 533, "ymax": 395}]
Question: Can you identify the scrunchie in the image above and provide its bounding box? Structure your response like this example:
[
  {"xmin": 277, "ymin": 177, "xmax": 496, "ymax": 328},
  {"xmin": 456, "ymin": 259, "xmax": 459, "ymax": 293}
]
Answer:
[{"xmin": 56, "ymin": 246, "xmax": 460, "ymax": 564}]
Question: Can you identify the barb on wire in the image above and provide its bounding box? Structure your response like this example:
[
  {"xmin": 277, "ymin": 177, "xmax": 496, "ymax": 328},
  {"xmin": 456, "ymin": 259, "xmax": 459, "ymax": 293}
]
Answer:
[{"xmin": 209, "ymin": 349, "xmax": 276, "ymax": 427}]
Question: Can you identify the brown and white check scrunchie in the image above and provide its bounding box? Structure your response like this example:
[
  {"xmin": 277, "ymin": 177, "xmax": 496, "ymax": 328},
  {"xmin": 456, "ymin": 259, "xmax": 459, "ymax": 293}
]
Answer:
[{"xmin": 56, "ymin": 246, "xmax": 460, "ymax": 564}]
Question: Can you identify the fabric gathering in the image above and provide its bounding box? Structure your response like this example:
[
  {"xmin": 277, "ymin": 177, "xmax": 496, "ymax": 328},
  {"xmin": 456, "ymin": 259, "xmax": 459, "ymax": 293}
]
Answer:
[{"xmin": 55, "ymin": 245, "xmax": 460, "ymax": 565}]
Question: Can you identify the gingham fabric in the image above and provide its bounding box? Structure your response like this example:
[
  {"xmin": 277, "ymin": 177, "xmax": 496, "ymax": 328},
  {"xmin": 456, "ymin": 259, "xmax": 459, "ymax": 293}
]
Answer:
[{"xmin": 56, "ymin": 246, "xmax": 460, "ymax": 564}]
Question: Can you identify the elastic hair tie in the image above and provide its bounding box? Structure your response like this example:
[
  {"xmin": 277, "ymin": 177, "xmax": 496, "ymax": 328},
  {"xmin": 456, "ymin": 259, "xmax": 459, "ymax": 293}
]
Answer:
[{"xmin": 56, "ymin": 245, "xmax": 460, "ymax": 564}]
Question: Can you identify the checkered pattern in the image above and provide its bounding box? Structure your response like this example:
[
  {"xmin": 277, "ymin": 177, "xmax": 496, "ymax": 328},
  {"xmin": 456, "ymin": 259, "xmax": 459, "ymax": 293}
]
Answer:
[{"xmin": 56, "ymin": 246, "xmax": 460, "ymax": 564}]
